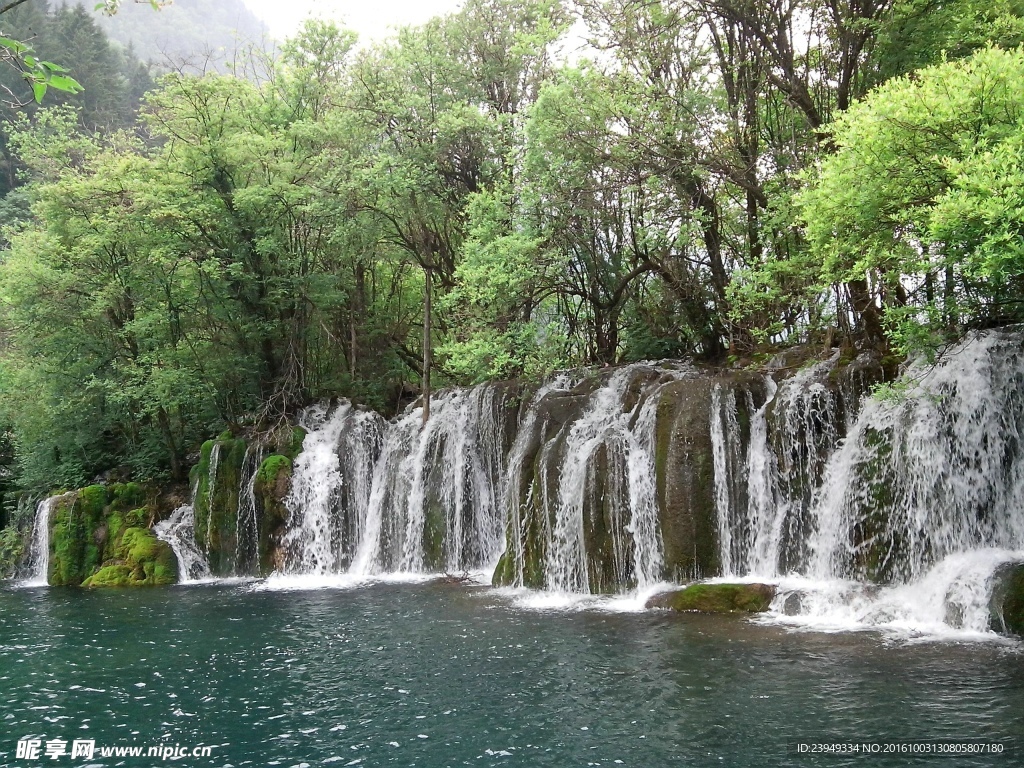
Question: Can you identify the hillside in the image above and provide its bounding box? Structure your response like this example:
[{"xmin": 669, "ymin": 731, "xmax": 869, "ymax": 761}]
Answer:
[{"xmin": 91, "ymin": 0, "xmax": 269, "ymax": 71}]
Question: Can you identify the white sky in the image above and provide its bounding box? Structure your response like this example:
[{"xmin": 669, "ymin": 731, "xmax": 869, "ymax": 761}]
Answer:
[{"xmin": 242, "ymin": 0, "xmax": 465, "ymax": 43}]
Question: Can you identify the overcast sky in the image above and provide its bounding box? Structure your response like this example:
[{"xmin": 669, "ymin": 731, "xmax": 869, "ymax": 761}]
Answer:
[{"xmin": 242, "ymin": 0, "xmax": 464, "ymax": 42}]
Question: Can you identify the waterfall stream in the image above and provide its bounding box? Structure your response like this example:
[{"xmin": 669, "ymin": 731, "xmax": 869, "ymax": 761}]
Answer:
[
  {"xmin": 65, "ymin": 327, "xmax": 1022, "ymax": 638},
  {"xmin": 154, "ymin": 503, "xmax": 211, "ymax": 583},
  {"xmin": 20, "ymin": 494, "xmax": 71, "ymax": 586}
]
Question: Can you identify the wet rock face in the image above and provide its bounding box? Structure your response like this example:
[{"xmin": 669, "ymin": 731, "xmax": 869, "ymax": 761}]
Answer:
[
  {"xmin": 48, "ymin": 483, "xmax": 176, "ymax": 587},
  {"xmin": 654, "ymin": 372, "xmax": 767, "ymax": 582},
  {"xmin": 645, "ymin": 583, "xmax": 777, "ymax": 613},
  {"xmin": 989, "ymin": 562, "xmax": 1024, "ymax": 636}
]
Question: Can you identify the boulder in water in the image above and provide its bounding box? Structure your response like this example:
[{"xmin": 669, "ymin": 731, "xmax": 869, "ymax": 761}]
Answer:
[
  {"xmin": 989, "ymin": 562, "xmax": 1024, "ymax": 636},
  {"xmin": 646, "ymin": 582, "xmax": 776, "ymax": 613}
]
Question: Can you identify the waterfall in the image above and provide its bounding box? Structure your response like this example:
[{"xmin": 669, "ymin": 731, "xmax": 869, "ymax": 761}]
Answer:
[
  {"xmin": 204, "ymin": 442, "xmax": 221, "ymax": 562},
  {"xmin": 494, "ymin": 364, "xmax": 686, "ymax": 593},
  {"xmin": 154, "ymin": 503, "xmax": 211, "ymax": 583},
  {"xmin": 500, "ymin": 375, "xmax": 576, "ymax": 589},
  {"xmin": 282, "ymin": 402, "xmax": 385, "ymax": 574},
  {"xmin": 21, "ymin": 494, "xmax": 71, "ymax": 586},
  {"xmin": 542, "ymin": 366, "xmax": 675, "ymax": 592},
  {"xmin": 350, "ymin": 384, "xmax": 510, "ymax": 575},
  {"xmin": 235, "ymin": 444, "xmax": 265, "ymax": 575},
  {"xmin": 713, "ymin": 329, "xmax": 1024, "ymax": 634}
]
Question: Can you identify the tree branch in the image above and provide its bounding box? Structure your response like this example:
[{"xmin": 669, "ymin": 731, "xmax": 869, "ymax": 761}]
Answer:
[{"xmin": 0, "ymin": 0, "xmax": 32, "ymax": 16}]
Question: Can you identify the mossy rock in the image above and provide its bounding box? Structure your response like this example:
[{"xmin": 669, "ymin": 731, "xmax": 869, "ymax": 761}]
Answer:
[
  {"xmin": 81, "ymin": 526, "xmax": 177, "ymax": 588},
  {"xmin": 49, "ymin": 486, "xmax": 110, "ymax": 586},
  {"xmin": 254, "ymin": 453, "xmax": 293, "ymax": 574},
  {"xmin": 48, "ymin": 485, "xmax": 176, "ymax": 587},
  {"xmin": 192, "ymin": 435, "xmax": 249, "ymax": 575},
  {"xmin": 646, "ymin": 582, "xmax": 776, "ymax": 613},
  {"xmin": 989, "ymin": 563, "xmax": 1024, "ymax": 636}
]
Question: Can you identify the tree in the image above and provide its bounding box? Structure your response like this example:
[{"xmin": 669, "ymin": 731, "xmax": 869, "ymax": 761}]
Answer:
[{"xmin": 797, "ymin": 46, "xmax": 1024, "ymax": 353}]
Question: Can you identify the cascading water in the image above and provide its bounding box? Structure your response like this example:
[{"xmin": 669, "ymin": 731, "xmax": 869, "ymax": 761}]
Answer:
[
  {"xmin": 235, "ymin": 444, "xmax": 265, "ymax": 575},
  {"xmin": 713, "ymin": 329, "xmax": 1024, "ymax": 635},
  {"xmin": 282, "ymin": 402, "xmax": 385, "ymax": 574},
  {"xmin": 350, "ymin": 384, "xmax": 512, "ymax": 575},
  {"xmin": 204, "ymin": 442, "xmax": 221, "ymax": 562},
  {"xmin": 154, "ymin": 502, "xmax": 211, "ymax": 583},
  {"xmin": 499, "ymin": 375, "xmax": 576, "ymax": 590},
  {"xmin": 543, "ymin": 366, "xmax": 674, "ymax": 592},
  {"xmin": 21, "ymin": 493, "xmax": 71, "ymax": 586},
  {"xmin": 496, "ymin": 364, "xmax": 687, "ymax": 594}
]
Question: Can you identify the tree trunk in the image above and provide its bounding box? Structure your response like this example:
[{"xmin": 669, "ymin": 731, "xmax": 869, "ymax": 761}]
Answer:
[{"xmin": 422, "ymin": 265, "xmax": 432, "ymax": 424}]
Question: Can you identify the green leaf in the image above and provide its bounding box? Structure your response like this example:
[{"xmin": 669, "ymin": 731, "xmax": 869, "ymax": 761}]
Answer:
[
  {"xmin": 30, "ymin": 80, "xmax": 46, "ymax": 104},
  {"xmin": 47, "ymin": 75, "xmax": 84, "ymax": 94},
  {"xmin": 0, "ymin": 36, "xmax": 29, "ymax": 54}
]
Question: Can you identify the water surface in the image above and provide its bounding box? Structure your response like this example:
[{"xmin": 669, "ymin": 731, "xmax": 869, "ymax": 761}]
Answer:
[{"xmin": 1, "ymin": 582, "xmax": 1020, "ymax": 766}]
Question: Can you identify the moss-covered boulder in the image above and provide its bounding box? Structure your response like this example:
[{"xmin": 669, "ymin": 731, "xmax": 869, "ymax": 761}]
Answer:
[
  {"xmin": 190, "ymin": 435, "xmax": 250, "ymax": 576},
  {"xmin": 48, "ymin": 483, "xmax": 152, "ymax": 586},
  {"xmin": 989, "ymin": 562, "xmax": 1024, "ymax": 636},
  {"xmin": 645, "ymin": 582, "xmax": 776, "ymax": 613}
]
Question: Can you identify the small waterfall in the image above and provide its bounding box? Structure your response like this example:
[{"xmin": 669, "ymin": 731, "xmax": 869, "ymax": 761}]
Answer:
[
  {"xmin": 500, "ymin": 375, "xmax": 576, "ymax": 588},
  {"xmin": 713, "ymin": 329, "xmax": 1024, "ymax": 635},
  {"xmin": 235, "ymin": 444, "xmax": 265, "ymax": 575},
  {"xmin": 351, "ymin": 384, "xmax": 510, "ymax": 575},
  {"xmin": 543, "ymin": 367, "xmax": 655, "ymax": 592},
  {"xmin": 499, "ymin": 364, "xmax": 685, "ymax": 593},
  {"xmin": 204, "ymin": 442, "xmax": 221, "ymax": 562},
  {"xmin": 21, "ymin": 494, "xmax": 70, "ymax": 586},
  {"xmin": 806, "ymin": 330, "xmax": 1024, "ymax": 583},
  {"xmin": 154, "ymin": 503, "xmax": 211, "ymax": 583},
  {"xmin": 282, "ymin": 403, "xmax": 385, "ymax": 574}
]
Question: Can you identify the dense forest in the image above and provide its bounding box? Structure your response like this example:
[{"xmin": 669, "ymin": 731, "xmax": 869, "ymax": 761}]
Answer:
[{"xmin": 0, "ymin": 0, "xmax": 1022, "ymax": 499}]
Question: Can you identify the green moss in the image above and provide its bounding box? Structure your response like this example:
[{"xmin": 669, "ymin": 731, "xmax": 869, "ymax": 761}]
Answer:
[
  {"xmin": 256, "ymin": 454, "xmax": 292, "ymax": 486},
  {"xmin": 422, "ymin": 496, "xmax": 446, "ymax": 572},
  {"xmin": 82, "ymin": 527, "xmax": 177, "ymax": 587},
  {"xmin": 191, "ymin": 436, "xmax": 249, "ymax": 575},
  {"xmin": 82, "ymin": 565, "xmax": 133, "ymax": 587},
  {"xmin": 492, "ymin": 549, "xmax": 515, "ymax": 587},
  {"xmin": 285, "ymin": 427, "xmax": 307, "ymax": 460},
  {"xmin": 49, "ymin": 487, "xmax": 109, "ymax": 586},
  {"xmin": 646, "ymin": 582, "xmax": 776, "ymax": 613}
]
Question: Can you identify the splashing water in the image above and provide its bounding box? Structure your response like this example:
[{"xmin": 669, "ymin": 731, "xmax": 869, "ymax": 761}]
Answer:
[
  {"xmin": 154, "ymin": 503, "xmax": 212, "ymax": 583},
  {"xmin": 713, "ymin": 329, "xmax": 1024, "ymax": 637}
]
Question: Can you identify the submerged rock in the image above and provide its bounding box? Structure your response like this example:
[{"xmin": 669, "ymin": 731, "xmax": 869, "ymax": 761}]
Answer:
[
  {"xmin": 989, "ymin": 562, "xmax": 1024, "ymax": 636},
  {"xmin": 646, "ymin": 582, "xmax": 776, "ymax": 613}
]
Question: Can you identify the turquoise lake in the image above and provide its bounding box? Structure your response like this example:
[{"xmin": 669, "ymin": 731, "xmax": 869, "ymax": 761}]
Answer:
[{"xmin": 1, "ymin": 581, "xmax": 1021, "ymax": 767}]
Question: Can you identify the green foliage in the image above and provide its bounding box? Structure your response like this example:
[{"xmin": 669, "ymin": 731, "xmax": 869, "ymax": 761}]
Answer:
[
  {"xmin": 798, "ymin": 46, "xmax": 1024, "ymax": 354},
  {"xmin": 0, "ymin": 35, "xmax": 83, "ymax": 104},
  {"xmin": 2, "ymin": 0, "xmax": 1024, "ymax": 495},
  {"xmin": 0, "ymin": 524, "xmax": 24, "ymax": 578}
]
